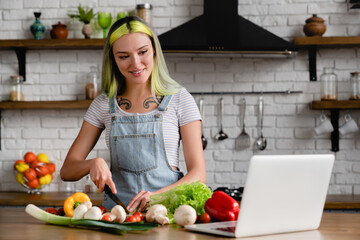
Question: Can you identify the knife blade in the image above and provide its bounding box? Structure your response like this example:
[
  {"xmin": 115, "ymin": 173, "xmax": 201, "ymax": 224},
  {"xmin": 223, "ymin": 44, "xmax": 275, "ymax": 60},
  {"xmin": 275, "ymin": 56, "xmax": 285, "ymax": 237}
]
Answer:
[{"xmin": 104, "ymin": 184, "xmax": 129, "ymax": 214}]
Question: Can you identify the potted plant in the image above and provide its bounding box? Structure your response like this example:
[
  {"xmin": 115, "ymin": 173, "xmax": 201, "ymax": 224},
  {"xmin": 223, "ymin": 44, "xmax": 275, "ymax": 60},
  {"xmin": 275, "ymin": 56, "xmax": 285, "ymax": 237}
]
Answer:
[{"xmin": 67, "ymin": 4, "xmax": 96, "ymax": 39}]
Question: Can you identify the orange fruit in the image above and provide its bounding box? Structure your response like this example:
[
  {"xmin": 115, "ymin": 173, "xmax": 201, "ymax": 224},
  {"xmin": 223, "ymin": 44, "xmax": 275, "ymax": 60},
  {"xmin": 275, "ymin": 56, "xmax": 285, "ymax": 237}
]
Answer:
[
  {"xmin": 24, "ymin": 152, "xmax": 37, "ymax": 164},
  {"xmin": 35, "ymin": 165, "xmax": 49, "ymax": 177},
  {"xmin": 23, "ymin": 168, "xmax": 37, "ymax": 181},
  {"xmin": 46, "ymin": 163, "xmax": 56, "ymax": 173},
  {"xmin": 27, "ymin": 178, "xmax": 39, "ymax": 189}
]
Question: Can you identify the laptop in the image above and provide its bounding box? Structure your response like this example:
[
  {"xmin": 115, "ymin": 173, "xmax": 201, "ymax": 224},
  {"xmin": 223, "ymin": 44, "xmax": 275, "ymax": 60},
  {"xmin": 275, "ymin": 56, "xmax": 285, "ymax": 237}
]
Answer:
[{"xmin": 185, "ymin": 154, "xmax": 334, "ymax": 238}]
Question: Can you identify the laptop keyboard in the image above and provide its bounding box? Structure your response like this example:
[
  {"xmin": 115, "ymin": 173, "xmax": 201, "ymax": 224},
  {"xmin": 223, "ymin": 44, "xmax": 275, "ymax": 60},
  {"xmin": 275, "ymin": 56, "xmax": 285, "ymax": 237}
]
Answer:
[{"xmin": 215, "ymin": 227, "xmax": 236, "ymax": 233}]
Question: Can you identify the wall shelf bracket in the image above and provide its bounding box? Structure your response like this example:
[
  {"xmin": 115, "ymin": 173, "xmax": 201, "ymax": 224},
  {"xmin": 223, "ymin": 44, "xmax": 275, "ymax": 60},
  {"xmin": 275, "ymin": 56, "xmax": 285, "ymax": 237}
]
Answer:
[
  {"xmin": 15, "ymin": 48, "xmax": 26, "ymax": 81},
  {"xmin": 309, "ymin": 46, "xmax": 317, "ymax": 81},
  {"xmin": 330, "ymin": 109, "xmax": 339, "ymax": 152}
]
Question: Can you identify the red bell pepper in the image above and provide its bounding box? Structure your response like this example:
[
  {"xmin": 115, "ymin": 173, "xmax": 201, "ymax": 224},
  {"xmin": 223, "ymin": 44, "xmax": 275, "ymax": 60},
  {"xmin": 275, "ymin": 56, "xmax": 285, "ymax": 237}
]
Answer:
[{"xmin": 204, "ymin": 191, "xmax": 240, "ymax": 222}]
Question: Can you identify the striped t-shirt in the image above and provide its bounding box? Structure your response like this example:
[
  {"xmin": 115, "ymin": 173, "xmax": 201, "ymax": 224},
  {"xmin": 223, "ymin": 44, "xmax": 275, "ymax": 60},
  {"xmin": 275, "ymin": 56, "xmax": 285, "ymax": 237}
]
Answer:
[{"xmin": 84, "ymin": 88, "xmax": 201, "ymax": 167}]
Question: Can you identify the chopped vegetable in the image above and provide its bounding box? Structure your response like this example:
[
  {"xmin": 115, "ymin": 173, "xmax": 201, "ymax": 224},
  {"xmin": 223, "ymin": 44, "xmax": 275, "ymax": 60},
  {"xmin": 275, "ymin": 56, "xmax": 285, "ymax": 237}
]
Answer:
[
  {"xmin": 149, "ymin": 181, "xmax": 212, "ymax": 222},
  {"xmin": 63, "ymin": 192, "xmax": 91, "ymax": 217},
  {"xmin": 45, "ymin": 207, "xmax": 58, "ymax": 215},
  {"xmin": 25, "ymin": 204, "xmax": 158, "ymax": 234}
]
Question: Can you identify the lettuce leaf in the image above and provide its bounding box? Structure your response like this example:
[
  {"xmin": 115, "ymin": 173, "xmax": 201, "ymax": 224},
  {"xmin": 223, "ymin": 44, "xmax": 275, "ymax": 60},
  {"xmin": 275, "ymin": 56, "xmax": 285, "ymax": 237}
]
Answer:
[{"xmin": 149, "ymin": 181, "xmax": 213, "ymax": 222}]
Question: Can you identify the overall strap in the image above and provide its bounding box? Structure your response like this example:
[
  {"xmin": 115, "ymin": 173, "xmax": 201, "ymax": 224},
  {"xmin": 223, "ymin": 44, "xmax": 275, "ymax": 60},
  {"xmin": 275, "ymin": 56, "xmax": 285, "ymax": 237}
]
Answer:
[
  {"xmin": 158, "ymin": 95, "xmax": 172, "ymax": 112},
  {"xmin": 109, "ymin": 97, "xmax": 116, "ymax": 114}
]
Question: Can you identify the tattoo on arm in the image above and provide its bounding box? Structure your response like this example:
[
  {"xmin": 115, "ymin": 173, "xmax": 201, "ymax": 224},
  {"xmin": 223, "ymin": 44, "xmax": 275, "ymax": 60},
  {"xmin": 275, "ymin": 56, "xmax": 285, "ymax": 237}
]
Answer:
[
  {"xmin": 143, "ymin": 96, "xmax": 163, "ymax": 109},
  {"xmin": 117, "ymin": 97, "xmax": 132, "ymax": 110}
]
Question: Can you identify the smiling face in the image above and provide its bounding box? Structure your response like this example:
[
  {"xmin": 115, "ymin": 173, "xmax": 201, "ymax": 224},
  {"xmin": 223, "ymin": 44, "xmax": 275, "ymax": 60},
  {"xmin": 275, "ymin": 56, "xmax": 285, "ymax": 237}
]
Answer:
[{"xmin": 112, "ymin": 32, "xmax": 154, "ymax": 88}]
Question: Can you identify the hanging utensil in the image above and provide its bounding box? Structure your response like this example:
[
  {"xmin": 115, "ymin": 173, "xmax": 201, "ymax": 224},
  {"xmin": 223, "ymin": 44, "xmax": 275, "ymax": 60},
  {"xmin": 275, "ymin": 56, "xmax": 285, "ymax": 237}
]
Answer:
[
  {"xmin": 255, "ymin": 96, "xmax": 267, "ymax": 150},
  {"xmin": 199, "ymin": 98, "xmax": 207, "ymax": 150},
  {"xmin": 215, "ymin": 97, "xmax": 228, "ymax": 140},
  {"xmin": 235, "ymin": 97, "xmax": 250, "ymax": 150}
]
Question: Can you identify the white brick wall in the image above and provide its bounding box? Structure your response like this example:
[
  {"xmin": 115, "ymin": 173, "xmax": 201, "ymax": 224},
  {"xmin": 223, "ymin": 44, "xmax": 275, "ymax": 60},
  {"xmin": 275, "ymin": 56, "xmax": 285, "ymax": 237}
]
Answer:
[{"xmin": 0, "ymin": 0, "xmax": 360, "ymax": 194}]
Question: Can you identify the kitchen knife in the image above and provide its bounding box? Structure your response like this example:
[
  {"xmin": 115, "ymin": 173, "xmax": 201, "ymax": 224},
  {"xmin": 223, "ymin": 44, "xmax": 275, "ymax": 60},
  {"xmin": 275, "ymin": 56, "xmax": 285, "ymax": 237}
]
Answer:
[{"xmin": 104, "ymin": 184, "xmax": 129, "ymax": 214}]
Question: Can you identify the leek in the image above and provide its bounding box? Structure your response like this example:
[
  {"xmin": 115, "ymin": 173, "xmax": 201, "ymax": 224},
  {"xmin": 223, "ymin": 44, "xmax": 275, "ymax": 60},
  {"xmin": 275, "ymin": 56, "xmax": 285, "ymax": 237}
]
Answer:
[{"xmin": 25, "ymin": 204, "xmax": 158, "ymax": 234}]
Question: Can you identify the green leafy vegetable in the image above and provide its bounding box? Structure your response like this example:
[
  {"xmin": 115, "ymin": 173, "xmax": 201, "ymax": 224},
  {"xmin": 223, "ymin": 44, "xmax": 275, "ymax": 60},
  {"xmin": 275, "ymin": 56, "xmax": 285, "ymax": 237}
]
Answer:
[
  {"xmin": 150, "ymin": 181, "xmax": 213, "ymax": 222},
  {"xmin": 25, "ymin": 204, "xmax": 158, "ymax": 234}
]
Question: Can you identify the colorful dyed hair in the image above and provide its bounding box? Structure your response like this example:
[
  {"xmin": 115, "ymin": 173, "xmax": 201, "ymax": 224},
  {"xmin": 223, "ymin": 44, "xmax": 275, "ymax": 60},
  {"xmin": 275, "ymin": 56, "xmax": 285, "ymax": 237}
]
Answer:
[{"xmin": 101, "ymin": 16, "xmax": 181, "ymax": 99}]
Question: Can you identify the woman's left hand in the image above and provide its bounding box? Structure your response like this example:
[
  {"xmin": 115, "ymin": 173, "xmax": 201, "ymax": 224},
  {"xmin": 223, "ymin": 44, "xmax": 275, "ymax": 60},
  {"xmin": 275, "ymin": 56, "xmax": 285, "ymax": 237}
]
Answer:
[{"xmin": 127, "ymin": 190, "xmax": 153, "ymax": 212}]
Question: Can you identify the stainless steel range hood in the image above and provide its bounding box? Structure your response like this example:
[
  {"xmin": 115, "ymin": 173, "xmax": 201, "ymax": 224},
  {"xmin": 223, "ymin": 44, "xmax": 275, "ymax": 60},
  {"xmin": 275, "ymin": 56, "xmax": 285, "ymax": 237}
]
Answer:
[{"xmin": 158, "ymin": 0, "xmax": 297, "ymax": 56}]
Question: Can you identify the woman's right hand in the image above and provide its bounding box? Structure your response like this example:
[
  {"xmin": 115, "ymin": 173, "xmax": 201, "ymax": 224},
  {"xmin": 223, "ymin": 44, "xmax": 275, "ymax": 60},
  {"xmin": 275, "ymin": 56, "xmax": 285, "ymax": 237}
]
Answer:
[{"xmin": 89, "ymin": 158, "xmax": 117, "ymax": 194}]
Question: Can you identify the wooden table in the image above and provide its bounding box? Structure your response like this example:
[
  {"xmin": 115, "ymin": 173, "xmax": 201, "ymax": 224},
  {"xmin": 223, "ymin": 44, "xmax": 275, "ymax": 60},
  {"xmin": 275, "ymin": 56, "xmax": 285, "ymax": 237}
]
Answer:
[{"xmin": 0, "ymin": 207, "xmax": 359, "ymax": 240}]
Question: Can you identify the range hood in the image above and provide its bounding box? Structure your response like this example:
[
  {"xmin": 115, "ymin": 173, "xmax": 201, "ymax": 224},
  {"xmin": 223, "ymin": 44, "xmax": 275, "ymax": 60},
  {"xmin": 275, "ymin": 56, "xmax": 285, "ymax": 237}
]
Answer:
[{"xmin": 158, "ymin": 0, "xmax": 297, "ymax": 56}]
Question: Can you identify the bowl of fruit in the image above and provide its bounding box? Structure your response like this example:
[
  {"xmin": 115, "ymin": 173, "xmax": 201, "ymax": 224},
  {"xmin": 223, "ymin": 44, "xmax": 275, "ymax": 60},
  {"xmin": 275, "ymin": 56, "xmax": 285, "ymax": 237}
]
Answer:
[{"xmin": 14, "ymin": 152, "xmax": 56, "ymax": 194}]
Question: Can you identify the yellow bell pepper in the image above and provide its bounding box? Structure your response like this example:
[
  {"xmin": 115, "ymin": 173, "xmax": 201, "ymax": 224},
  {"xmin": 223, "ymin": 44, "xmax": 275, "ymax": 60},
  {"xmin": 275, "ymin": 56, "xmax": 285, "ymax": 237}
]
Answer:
[
  {"xmin": 64, "ymin": 192, "xmax": 91, "ymax": 217},
  {"xmin": 15, "ymin": 163, "xmax": 29, "ymax": 173}
]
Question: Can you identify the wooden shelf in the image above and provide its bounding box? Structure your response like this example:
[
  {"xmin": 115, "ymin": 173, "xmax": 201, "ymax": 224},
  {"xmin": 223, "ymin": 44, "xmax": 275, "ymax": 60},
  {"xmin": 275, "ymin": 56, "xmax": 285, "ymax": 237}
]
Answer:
[
  {"xmin": 311, "ymin": 100, "xmax": 360, "ymax": 110},
  {"xmin": 293, "ymin": 36, "xmax": 360, "ymax": 81},
  {"xmin": 294, "ymin": 36, "xmax": 360, "ymax": 47},
  {"xmin": 0, "ymin": 38, "xmax": 106, "ymax": 50},
  {"xmin": 0, "ymin": 100, "xmax": 92, "ymax": 109}
]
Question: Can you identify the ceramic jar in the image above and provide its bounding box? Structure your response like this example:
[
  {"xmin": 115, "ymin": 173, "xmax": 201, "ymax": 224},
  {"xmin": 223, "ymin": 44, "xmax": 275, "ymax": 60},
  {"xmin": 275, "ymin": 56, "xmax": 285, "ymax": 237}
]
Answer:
[
  {"xmin": 303, "ymin": 14, "xmax": 326, "ymax": 37},
  {"xmin": 82, "ymin": 22, "xmax": 93, "ymax": 39},
  {"xmin": 50, "ymin": 22, "xmax": 68, "ymax": 39},
  {"xmin": 30, "ymin": 12, "xmax": 45, "ymax": 40}
]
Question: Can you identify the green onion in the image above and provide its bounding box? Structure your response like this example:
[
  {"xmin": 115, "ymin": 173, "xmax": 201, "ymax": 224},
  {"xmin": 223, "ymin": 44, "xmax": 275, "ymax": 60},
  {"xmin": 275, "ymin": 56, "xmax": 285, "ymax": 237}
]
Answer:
[{"xmin": 25, "ymin": 204, "xmax": 158, "ymax": 234}]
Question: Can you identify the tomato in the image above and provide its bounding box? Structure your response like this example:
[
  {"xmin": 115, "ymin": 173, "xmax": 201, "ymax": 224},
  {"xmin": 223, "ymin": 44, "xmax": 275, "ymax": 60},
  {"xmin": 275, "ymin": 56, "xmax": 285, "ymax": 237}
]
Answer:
[
  {"xmin": 200, "ymin": 212, "xmax": 211, "ymax": 223},
  {"xmin": 35, "ymin": 165, "xmax": 49, "ymax": 177},
  {"xmin": 46, "ymin": 208, "xmax": 58, "ymax": 215},
  {"xmin": 57, "ymin": 208, "xmax": 65, "ymax": 216},
  {"xmin": 101, "ymin": 215, "xmax": 112, "ymax": 222},
  {"xmin": 133, "ymin": 212, "xmax": 144, "ymax": 221},
  {"xmin": 14, "ymin": 160, "xmax": 25, "ymax": 169},
  {"xmin": 27, "ymin": 178, "xmax": 39, "ymax": 189},
  {"xmin": 98, "ymin": 206, "xmax": 107, "ymax": 214},
  {"xmin": 125, "ymin": 216, "xmax": 140, "ymax": 222},
  {"xmin": 24, "ymin": 152, "xmax": 37, "ymax": 164},
  {"xmin": 46, "ymin": 163, "xmax": 56, "ymax": 173},
  {"xmin": 23, "ymin": 168, "xmax": 37, "ymax": 181}
]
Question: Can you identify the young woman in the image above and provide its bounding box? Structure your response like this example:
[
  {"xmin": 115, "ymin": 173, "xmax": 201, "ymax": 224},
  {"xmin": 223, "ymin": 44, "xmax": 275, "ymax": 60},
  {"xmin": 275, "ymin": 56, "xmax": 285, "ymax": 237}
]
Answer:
[{"xmin": 60, "ymin": 16, "xmax": 206, "ymax": 212}]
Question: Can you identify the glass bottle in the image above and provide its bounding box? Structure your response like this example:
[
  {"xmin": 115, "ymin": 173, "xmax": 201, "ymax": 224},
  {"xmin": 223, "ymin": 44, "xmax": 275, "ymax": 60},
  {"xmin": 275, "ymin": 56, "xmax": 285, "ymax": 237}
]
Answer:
[
  {"xmin": 349, "ymin": 72, "xmax": 360, "ymax": 100},
  {"xmin": 320, "ymin": 67, "xmax": 337, "ymax": 101},
  {"xmin": 9, "ymin": 75, "xmax": 24, "ymax": 101},
  {"xmin": 85, "ymin": 66, "xmax": 101, "ymax": 100},
  {"xmin": 136, "ymin": 3, "xmax": 153, "ymax": 26}
]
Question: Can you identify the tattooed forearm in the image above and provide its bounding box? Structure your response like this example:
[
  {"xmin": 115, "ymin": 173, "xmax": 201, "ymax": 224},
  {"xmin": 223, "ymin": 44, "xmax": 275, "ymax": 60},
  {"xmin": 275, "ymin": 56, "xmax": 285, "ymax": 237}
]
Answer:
[
  {"xmin": 143, "ymin": 96, "xmax": 163, "ymax": 109},
  {"xmin": 117, "ymin": 97, "xmax": 132, "ymax": 110}
]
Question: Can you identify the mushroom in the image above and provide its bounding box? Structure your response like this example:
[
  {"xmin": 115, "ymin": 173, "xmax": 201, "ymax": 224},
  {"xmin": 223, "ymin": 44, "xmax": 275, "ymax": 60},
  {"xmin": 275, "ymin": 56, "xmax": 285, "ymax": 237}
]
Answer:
[
  {"xmin": 72, "ymin": 204, "xmax": 88, "ymax": 219},
  {"xmin": 83, "ymin": 206, "xmax": 103, "ymax": 220},
  {"xmin": 111, "ymin": 205, "xmax": 127, "ymax": 223},
  {"xmin": 145, "ymin": 204, "xmax": 170, "ymax": 225},
  {"xmin": 81, "ymin": 201, "xmax": 92, "ymax": 209},
  {"xmin": 174, "ymin": 205, "xmax": 197, "ymax": 226}
]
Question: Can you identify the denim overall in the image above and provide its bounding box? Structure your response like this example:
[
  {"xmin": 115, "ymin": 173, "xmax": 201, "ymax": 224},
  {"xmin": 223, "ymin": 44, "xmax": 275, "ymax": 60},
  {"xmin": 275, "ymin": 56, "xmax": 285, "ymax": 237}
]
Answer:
[{"xmin": 103, "ymin": 95, "xmax": 184, "ymax": 209}]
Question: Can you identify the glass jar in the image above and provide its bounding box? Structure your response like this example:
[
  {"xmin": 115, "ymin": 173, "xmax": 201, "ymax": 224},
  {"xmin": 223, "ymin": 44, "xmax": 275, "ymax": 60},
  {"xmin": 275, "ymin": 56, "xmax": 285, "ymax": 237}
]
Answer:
[
  {"xmin": 320, "ymin": 67, "xmax": 337, "ymax": 101},
  {"xmin": 136, "ymin": 3, "xmax": 152, "ymax": 26},
  {"xmin": 349, "ymin": 72, "xmax": 360, "ymax": 100},
  {"xmin": 85, "ymin": 66, "xmax": 101, "ymax": 100},
  {"xmin": 9, "ymin": 75, "xmax": 24, "ymax": 101}
]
